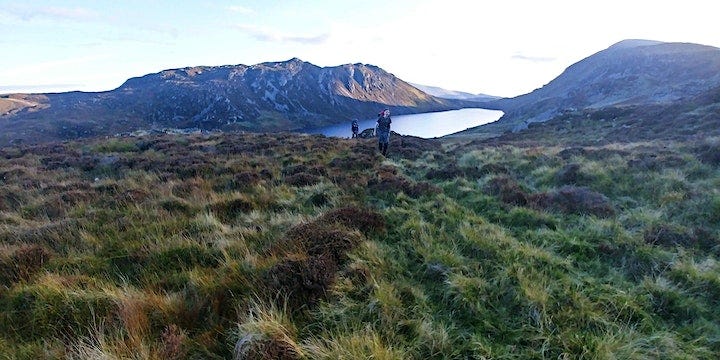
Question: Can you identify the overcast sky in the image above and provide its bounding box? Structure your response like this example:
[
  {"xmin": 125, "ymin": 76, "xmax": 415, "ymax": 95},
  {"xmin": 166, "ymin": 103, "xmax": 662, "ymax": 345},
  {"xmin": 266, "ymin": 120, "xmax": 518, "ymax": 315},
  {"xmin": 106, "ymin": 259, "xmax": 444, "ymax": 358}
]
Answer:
[{"xmin": 1, "ymin": 0, "xmax": 719, "ymax": 97}]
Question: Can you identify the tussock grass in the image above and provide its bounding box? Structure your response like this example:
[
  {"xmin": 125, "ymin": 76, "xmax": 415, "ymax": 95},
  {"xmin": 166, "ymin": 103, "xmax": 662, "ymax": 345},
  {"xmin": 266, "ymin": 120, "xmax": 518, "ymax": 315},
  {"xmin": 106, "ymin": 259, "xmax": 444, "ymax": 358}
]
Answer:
[{"xmin": 1, "ymin": 132, "xmax": 718, "ymax": 357}]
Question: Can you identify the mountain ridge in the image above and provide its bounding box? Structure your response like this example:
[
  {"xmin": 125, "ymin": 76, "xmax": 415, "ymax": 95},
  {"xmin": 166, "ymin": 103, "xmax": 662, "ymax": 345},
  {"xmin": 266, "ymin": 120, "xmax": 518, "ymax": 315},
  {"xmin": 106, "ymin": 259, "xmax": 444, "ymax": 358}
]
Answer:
[
  {"xmin": 466, "ymin": 39, "xmax": 720, "ymax": 136},
  {"xmin": 0, "ymin": 58, "xmax": 470, "ymax": 146}
]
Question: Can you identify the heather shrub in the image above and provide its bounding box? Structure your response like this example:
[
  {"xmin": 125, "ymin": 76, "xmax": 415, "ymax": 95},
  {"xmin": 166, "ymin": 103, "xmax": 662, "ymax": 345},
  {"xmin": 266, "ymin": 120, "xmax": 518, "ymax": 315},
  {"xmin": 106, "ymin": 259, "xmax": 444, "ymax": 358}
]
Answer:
[
  {"xmin": 424, "ymin": 164, "xmax": 464, "ymax": 180},
  {"xmin": 279, "ymin": 223, "xmax": 364, "ymax": 264},
  {"xmin": 368, "ymin": 171, "xmax": 439, "ymax": 199},
  {"xmin": 282, "ymin": 164, "xmax": 327, "ymax": 177},
  {"xmin": 482, "ymin": 176, "xmax": 529, "ymax": 206},
  {"xmin": 216, "ymin": 171, "xmax": 263, "ymax": 192},
  {"xmin": 262, "ymin": 254, "xmax": 338, "ymax": 310},
  {"xmin": 284, "ymin": 172, "xmax": 321, "ymax": 187},
  {"xmin": 305, "ymin": 192, "xmax": 332, "ymax": 208},
  {"xmin": 208, "ymin": 197, "xmax": 254, "ymax": 223},
  {"xmin": 160, "ymin": 324, "xmax": 188, "ymax": 360},
  {"xmin": 530, "ymin": 186, "xmax": 615, "ymax": 217},
  {"xmin": 316, "ymin": 206, "xmax": 386, "ymax": 236},
  {"xmin": 0, "ymin": 244, "xmax": 51, "ymax": 285},
  {"xmin": 694, "ymin": 139, "xmax": 720, "ymax": 166}
]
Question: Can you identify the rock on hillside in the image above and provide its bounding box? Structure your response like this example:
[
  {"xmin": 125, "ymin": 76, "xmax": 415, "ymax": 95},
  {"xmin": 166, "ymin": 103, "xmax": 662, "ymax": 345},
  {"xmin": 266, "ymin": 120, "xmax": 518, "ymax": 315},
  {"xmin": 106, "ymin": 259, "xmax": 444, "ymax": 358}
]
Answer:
[{"xmin": 0, "ymin": 59, "xmax": 462, "ymax": 146}]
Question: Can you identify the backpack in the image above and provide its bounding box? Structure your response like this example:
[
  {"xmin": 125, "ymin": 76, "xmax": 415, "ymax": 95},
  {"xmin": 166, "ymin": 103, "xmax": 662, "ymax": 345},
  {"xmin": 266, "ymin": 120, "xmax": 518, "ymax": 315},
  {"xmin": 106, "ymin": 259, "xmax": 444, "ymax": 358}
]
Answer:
[{"xmin": 376, "ymin": 116, "xmax": 391, "ymax": 132}]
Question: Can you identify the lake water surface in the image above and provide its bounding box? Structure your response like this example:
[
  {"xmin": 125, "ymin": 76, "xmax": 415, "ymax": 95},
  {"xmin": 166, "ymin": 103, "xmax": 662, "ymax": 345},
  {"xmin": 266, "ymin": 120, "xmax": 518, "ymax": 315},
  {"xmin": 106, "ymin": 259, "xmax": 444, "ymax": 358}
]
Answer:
[{"xmin": 307, "ymin": 108, "xmax": 503, "ymax": 139}]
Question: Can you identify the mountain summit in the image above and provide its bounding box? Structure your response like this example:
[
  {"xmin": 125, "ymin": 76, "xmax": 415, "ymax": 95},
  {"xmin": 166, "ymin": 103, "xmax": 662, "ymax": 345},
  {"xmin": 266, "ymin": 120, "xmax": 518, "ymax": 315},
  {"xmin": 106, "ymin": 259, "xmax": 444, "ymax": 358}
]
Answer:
[
  {"xmin": 486, "ymin": 39, "xmax": 720, "ymax": 132},
  {"xmin": 0, "ymin": 59, "xmax": 461, "ymax": 146}
]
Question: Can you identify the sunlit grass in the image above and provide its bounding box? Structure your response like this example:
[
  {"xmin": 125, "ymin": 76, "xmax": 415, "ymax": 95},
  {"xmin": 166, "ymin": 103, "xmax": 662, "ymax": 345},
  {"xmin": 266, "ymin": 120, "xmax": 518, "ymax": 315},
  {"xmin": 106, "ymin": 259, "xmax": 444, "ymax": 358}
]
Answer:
[{"xmin": 1, "ymin": 132, "xmax": 718, "ymax": 357}]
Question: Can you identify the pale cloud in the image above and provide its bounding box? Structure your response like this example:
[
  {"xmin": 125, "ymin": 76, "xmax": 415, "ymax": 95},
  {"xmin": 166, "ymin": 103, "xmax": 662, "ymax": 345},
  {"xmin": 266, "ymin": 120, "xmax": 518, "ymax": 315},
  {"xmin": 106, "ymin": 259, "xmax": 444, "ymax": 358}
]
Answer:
[
  {"xmin": 511, "ymin": 53, "xmax": 557, "ymax": 63},
  {"xmin": 233, "ymin": 24, "xmax": 329, "ymax": 45},
  {"xmin": 227, "ymin": 5, "xmax": 255, "ymax": 15},
  {"xmin": 0, "ymin": 84, "xmax": 83, "ymax": 93},
  {"xmin": 6, "ymin": 5, "xmax": 100, "ymax": 22},
  {"xmin": 38, "ymin": 6, "xmax": 98, "ymax": 21},
  {"xmin": 0, "ymin": 54, "xmax": 110, "ymax": 79}
]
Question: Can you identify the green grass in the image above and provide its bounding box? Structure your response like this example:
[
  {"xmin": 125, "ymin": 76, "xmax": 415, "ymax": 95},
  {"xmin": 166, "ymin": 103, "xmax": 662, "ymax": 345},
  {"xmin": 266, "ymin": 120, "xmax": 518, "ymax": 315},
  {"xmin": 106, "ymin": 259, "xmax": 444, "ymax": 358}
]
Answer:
[{"xmin": 0, "ymin": 132, "xmax": 718, "ymax": 358}]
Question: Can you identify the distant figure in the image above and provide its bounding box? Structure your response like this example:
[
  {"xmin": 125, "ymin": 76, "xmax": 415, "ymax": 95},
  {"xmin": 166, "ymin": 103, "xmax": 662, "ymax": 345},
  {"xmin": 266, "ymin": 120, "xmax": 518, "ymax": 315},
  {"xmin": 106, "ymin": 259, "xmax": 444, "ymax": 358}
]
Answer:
[
  {"xmin": 374, "ymin": 109, "xmax": 391, "ymax": 156},
  {"xmin": 351, "ymin": 119, "xmax": 359, "ymax": 138}
]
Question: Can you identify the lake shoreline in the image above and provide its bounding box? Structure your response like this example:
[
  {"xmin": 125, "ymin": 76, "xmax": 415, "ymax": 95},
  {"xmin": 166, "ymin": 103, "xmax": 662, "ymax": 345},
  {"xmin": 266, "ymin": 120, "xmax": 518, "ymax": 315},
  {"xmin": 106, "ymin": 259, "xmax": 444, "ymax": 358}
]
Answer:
[{"xmin": 303, "ymin": 108, "xmax": 504, "ymax": 139}]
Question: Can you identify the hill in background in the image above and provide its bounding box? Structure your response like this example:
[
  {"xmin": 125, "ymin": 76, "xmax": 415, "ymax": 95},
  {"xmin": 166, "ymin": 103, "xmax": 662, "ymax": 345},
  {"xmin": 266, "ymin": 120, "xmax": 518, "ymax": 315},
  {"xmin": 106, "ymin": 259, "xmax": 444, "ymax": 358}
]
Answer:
[
  {"xmin": 463, "ymin": 40, "xmax": 720, "ymax": 138},
  {"xmin": 0, "ymin": 59, "xmax": 473, "ymax": 147},
  {"xmin": 410, "ymin": 83, "xmax": 502, "ymax": 102}
]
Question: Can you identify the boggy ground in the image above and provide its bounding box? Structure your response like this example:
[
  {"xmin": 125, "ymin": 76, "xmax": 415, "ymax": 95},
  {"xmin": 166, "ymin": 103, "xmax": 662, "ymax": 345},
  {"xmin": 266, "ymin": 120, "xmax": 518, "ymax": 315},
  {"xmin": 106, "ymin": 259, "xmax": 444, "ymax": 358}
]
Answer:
[{"xmin": 0, "ymin": 131, "xmax": 718, "ymax": 359}]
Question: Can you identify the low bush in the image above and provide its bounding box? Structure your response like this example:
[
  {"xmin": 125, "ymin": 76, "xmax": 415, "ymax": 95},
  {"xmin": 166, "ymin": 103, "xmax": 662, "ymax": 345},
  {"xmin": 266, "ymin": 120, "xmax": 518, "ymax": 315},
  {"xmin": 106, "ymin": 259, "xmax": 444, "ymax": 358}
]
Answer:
[
  {"xmin": 368, "ymin": 171, "xmax": 440, "ymax": 199},
  {"xmin": 0, "ymin": 244, "xmax": 51, "ymax": 285},
  {"xmin": 316, "ymin": 206, "xmax": 386, "ymax": 236},
  {"xmin": 262, "ymin": 254, "xmax": 338, "ymax": 310},
  {"xmin": 208, "ymin": 197, "xmax": 254, "ymax": 223},
  {"xmin": 483, "ymin": 176, "xmax": 529, "ymax": 206},
  {"xmin": 284, "ymin": 173, "xmax": 321, "ymax": 187},
  {"xmin": 530, "ymin": 186, "xmax": 615, "ymax": 217}
]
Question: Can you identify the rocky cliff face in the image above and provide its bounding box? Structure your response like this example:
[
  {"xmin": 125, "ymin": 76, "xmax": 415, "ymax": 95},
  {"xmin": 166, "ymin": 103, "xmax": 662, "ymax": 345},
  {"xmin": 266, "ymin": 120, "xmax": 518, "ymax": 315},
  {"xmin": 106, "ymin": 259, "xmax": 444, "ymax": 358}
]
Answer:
[
  {"xmin": 0, "ymin": 59, "xmax": 460, "ymax": 146},
  {"xmin": 489, "ymin": 40, "xmax": 720, "ymax": 132}
]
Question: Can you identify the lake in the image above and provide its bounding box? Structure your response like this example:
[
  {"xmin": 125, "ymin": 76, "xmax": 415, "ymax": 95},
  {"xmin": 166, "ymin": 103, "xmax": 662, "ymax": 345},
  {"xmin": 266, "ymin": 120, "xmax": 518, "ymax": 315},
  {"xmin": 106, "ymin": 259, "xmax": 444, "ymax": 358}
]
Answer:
[{"xmin": 306, "ymin": 108, "xmax": 504, "ymax": 139}]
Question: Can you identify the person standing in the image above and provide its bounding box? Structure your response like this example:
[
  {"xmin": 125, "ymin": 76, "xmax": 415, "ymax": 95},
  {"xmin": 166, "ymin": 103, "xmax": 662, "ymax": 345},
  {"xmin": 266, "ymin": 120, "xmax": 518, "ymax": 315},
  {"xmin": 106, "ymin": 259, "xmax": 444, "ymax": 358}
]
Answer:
[
  {"xmin": 351, "ymin": 119, "xmax": 359, "ymax": 138},
  {"xmin": 374, "ymin": 109, "xmax": 391, "ymax": 156}
]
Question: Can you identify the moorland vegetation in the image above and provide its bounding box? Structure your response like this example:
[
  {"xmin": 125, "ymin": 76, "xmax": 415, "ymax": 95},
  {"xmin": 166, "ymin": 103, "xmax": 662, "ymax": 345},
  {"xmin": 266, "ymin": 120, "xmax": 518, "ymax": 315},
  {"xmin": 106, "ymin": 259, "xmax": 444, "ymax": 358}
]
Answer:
[{"xmin": 0, "ymin": 131, "xmax": 719, "ymax": 359}]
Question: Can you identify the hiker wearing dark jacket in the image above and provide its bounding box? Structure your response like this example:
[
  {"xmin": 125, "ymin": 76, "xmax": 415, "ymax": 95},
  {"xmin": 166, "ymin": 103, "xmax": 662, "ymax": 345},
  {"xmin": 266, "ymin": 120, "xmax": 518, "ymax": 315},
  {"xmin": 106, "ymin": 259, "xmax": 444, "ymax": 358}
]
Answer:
[
  {"xmin": 351, "ymin": 119, "xmax": 359, "ymax": 138},
  {"xmin": 374, "ymin": 109, "xmax": 391, "ymax": 156}
]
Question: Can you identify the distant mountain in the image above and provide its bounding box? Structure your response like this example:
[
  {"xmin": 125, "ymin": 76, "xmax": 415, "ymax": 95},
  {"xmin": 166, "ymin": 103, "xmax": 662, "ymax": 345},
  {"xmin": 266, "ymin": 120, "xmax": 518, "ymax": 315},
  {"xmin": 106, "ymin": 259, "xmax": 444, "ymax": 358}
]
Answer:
[
  {"xmin": 473, "ymin": 39, "xmax": 720, "ymax": 134},
  {"xmin": 469, "ymin": 83, "xmax": 720, "ymax": 147},
  {"xmin": 410, "ymin": 83, "xmax": 502, "ymax": 102},
  {"xmin": 0, "ymin": 58, "xmax": 465, "ymax": 146}
]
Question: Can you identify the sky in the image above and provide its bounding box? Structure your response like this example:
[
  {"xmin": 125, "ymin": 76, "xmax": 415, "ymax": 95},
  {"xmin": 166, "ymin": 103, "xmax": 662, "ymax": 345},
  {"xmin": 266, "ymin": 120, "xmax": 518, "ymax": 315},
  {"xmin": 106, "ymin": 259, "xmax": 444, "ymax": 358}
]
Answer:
[{"xmin": 1, "ymin": 0, "xmax": 719, "ymax": 98}]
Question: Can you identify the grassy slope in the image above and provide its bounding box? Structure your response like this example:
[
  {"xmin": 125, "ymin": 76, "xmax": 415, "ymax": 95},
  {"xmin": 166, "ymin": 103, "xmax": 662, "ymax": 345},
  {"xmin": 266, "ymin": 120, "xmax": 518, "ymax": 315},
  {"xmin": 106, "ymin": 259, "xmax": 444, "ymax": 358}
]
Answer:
[{"xmin": 0, "ymin": 131, "xmax": 719, "ymax": 359}]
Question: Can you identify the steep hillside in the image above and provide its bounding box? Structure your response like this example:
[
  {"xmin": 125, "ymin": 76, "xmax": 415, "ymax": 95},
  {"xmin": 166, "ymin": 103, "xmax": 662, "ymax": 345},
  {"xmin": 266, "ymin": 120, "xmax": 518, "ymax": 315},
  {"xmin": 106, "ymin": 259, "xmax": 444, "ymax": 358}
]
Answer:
[
  {"xmin": 469, "ymin": 40, "xmax": 720, "ymax": 136},
  {"xmin": 0, "ymin": 59, "xmax": 462, "ymax": 146},
  {"xmin": 0, "ymin": 130, "xmax": 718, "ymax": 358},
  {"xmin": 469, "ymin": 85, "xmax": 720, "ymax": 147}
]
